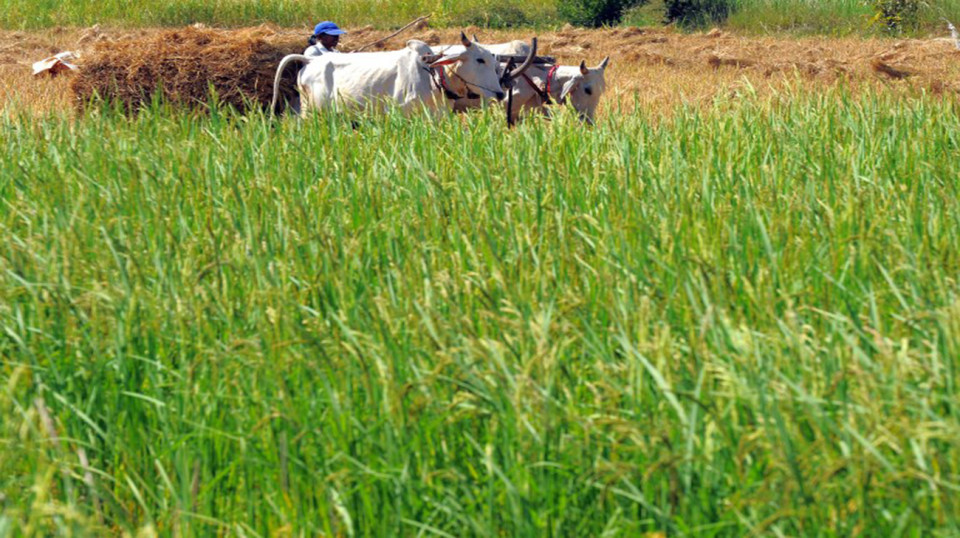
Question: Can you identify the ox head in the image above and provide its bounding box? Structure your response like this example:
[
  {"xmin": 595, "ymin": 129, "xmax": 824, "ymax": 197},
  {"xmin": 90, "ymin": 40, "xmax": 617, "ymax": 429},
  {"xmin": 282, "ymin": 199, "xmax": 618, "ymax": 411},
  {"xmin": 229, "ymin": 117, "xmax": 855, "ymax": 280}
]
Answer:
[
  {"xmin": 558, "ymin": 57, "xmax": 610, "ymax": 124},
  {"xmin": 428, "ymin": 32, "xmax": 506, "ymax": 101}
]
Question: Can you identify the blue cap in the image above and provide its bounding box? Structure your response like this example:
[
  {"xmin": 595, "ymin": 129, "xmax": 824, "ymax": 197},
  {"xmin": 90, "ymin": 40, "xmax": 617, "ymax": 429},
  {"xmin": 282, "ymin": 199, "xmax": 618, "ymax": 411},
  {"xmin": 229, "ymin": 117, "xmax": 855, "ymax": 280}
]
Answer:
[{"xmin": 313, "ymin": 21, "xmax": 346, "ymax": 36}]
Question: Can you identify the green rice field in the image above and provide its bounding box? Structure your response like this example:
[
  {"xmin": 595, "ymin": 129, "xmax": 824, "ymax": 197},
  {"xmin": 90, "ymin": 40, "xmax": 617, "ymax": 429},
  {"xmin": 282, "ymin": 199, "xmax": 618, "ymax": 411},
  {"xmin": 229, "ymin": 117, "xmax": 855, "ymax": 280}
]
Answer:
[
  {"xmin": 2, "ymin": 89, "xmax": 959, "ymax": 535},
  {"xmin": 3, "ymin": 0, "xmax": 960, "ymax": 35}
]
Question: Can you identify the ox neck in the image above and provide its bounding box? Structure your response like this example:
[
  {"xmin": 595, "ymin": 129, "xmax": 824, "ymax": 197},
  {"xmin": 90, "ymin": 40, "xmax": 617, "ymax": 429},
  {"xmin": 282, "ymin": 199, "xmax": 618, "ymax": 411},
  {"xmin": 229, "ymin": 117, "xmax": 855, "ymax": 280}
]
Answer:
[
  {"xmin": 443, "ymin": 66, "xmax": 471, "ymax": 98},
  {"xmin": 432, "ymin": 65, "xmax": 481, "ymax": 101},
  {"xmin": 542, "ymin": 65, "xmax": 579, "ymax": 100},
  {"xmin": 433, "ymin": 65, "xmax": 462, "ymax": 100}
]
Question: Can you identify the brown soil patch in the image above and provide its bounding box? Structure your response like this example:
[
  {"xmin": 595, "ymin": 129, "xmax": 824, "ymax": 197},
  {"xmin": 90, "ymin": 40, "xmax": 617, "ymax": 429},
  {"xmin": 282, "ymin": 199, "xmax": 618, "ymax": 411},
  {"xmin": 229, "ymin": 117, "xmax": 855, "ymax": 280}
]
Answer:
[{"xmin": 2, "ymin": 24, "xmax": 959, "ymax": 116}]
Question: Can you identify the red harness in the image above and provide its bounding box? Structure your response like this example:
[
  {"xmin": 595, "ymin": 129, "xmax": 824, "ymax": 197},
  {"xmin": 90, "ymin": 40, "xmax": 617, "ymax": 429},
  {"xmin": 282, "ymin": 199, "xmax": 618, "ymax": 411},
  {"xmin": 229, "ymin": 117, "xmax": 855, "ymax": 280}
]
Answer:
[
  {"xmin": 433, "ymin": 66, "xmax": 461, "ymax": 100},
  {"xmin": 544, "ymin": 65, "xmax": 560, "ymax": 100},
  {"xmin": 520, "ymin": 65, "xmax": 559, "ymax": 106}
]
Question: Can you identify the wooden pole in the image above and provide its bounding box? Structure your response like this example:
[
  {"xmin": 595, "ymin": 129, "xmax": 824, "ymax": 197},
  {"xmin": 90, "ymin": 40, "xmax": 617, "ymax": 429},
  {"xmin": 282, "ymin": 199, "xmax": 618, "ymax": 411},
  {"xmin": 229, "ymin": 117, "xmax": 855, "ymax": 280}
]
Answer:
[{"xmin": 351, "ymin": 15, "xmax": 431, "ymax": 53}]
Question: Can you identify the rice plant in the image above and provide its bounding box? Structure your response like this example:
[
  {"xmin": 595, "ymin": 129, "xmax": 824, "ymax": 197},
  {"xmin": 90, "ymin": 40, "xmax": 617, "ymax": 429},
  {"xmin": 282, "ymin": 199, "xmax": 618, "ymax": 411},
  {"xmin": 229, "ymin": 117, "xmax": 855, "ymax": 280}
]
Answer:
[
  {"xmin": 727, "ymin": 0, "xmax": 960, "ymax": 35},
  {"xmin": 3, "ymin": 0, "xmax": 960, "ymax": 34},
  {"xmin": 1, "ymin": 89, "xmax": 959, "ymax": 535},
  {"xmin": 0, "ymin": 0, "xmax": 556, "ymax": 30}
]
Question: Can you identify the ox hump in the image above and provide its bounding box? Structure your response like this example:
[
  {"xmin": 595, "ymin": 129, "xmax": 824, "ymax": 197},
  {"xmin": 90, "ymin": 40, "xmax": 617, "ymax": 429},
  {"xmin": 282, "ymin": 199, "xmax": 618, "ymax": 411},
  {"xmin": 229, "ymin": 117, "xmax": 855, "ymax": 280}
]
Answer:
[{"xmin": 406, "ymin": 40, "xmax": 433, "ymax": 55}]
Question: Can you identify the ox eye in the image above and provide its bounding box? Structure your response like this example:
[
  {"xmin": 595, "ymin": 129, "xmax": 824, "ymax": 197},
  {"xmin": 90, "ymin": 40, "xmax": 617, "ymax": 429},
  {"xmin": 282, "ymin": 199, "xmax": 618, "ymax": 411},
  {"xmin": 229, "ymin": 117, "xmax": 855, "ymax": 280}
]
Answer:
[
  {"xmin": 477, "ymin": 58, "xmax": 486, "ymax": 64},
  {"xmin": 584, "ymin": 87, "xmax": 593, "ymax": 95}
]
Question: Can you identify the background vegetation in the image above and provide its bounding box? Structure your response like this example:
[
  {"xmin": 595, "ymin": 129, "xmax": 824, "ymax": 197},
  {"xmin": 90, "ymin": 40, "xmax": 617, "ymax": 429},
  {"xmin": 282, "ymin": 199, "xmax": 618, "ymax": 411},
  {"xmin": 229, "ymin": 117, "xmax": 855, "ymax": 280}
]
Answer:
[
  {"xmin": 557, "ymin": 0, "xmax": 648, "ymax": 28},
  {"xmin": 3, "ymin": 0, "xmax": 960, "ymax": 35},
  {"xmin": 2, "ymin": 90, "xmax": 959, "ymax": 535},
  {"xmin": 725, "ymin": 0, "xmax": 960, "ymax": 35},
  {"xmin": 663, "ymin": 0, "xmax": 735, "ymax": 27}
]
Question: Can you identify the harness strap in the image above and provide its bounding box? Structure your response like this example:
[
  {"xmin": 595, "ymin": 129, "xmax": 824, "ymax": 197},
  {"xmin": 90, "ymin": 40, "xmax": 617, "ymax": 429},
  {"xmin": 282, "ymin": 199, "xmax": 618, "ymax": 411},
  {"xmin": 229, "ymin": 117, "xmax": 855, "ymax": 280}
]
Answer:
[
  {"xmin": 544, "ymin": 65, "xmax": 560, "ymax": 102},
  {"xmin": 449, "ymin": 71, "xmax": 482, "ymax": 100},
  {"xmin": 431, "ymin": 66, "xmax": 463, "ymax": 100},
  {"xmin": 521, "ymin": 73, "xmax": 551, "ymax": 105}
]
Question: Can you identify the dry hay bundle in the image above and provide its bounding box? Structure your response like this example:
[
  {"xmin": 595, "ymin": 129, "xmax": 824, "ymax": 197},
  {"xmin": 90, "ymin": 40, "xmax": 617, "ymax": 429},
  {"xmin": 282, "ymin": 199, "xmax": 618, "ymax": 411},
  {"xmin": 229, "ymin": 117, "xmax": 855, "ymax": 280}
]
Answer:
[{"xmin": 69, "ymin": 25, "xmax": 303, "ymax": 112}]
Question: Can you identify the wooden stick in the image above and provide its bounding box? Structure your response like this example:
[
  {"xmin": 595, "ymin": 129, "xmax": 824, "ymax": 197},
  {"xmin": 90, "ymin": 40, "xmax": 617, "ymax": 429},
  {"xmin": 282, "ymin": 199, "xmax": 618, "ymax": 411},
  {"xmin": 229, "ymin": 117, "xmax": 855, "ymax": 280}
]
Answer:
[
  {"xmin": 497, "ymin": 55, "xmax": 556, "ymax": 65},
  {"xmin": 352, "ymin": 15, "xmax": 431, "ymax": 53}
]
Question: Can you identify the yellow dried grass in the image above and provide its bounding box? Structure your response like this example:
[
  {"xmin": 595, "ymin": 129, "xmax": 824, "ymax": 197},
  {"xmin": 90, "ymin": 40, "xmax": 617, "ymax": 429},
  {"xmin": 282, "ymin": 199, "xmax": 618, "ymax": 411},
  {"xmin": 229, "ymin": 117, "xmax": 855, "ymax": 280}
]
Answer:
[
  {"xmin": 2, "ymin": 25, "xmax": 959, "ymax": 117},
  {"xmin": 69, "ymin": 25, "xmax": 303, "ymax": 112}
]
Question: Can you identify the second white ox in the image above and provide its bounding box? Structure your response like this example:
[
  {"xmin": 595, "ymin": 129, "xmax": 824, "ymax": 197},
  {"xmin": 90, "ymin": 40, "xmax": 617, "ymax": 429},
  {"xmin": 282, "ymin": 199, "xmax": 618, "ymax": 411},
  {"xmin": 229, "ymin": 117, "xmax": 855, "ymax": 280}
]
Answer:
[
  {"xmin": 433, "ymin": 40, "xmax": 610, "ymax": 123},
  {"xmin": 271, "ymin": 33, "xmax": 536, "ymax": 115}
]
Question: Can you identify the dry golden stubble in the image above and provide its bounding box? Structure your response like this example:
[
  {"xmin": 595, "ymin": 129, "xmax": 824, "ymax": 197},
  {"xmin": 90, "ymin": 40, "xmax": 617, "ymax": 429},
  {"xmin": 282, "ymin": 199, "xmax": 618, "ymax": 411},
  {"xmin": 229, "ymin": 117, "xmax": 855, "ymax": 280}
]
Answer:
[{"xmin": 1, "ymin": 25, "xmax": 958, "ymax": 117}]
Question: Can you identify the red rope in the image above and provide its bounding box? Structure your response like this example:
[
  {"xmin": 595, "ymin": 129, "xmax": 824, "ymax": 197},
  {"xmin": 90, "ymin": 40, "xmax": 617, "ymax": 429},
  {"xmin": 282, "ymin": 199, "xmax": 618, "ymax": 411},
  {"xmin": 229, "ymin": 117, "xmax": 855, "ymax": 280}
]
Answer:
[
  {"xmin": 545, "ymin": 65, "xmax": 560, "ymax": 99},
  {"xmin": 433, "ymin": 66, "xmax": 461, "ymax": 100},
  {"xmin": 438, "ymin": 66, "xmax": 450, "ymax": 91}
]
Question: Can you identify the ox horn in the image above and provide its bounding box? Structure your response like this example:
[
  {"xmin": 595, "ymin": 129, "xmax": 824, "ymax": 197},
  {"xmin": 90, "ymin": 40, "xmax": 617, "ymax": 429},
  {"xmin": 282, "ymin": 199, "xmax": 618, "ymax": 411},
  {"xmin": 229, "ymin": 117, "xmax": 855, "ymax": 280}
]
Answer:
[
  {"xmin": 580, "ymin": 60, "xmax": 589, "ymax": 75},
  {"xmin": 598, "ymin": 56, "xmax": 610, "ymax": 70},
  {"xmin": 461, "ymin": 31, "xmax": 472, "ymax": 48},
  {"xmin": 505, "ymin": 37, "xmax": 538, "ymax": 82},
  {"xmin": 499, "ymin": 56, "xmax": 517, "ymax": 88}
]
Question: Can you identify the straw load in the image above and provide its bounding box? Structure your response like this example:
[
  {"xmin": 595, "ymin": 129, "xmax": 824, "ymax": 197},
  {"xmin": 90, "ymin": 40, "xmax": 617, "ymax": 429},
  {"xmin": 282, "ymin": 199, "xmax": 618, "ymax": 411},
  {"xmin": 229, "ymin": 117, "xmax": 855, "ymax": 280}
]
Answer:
[{"xmin": 69, "ymin": 25, "xmax": 303, "ymax": 112}]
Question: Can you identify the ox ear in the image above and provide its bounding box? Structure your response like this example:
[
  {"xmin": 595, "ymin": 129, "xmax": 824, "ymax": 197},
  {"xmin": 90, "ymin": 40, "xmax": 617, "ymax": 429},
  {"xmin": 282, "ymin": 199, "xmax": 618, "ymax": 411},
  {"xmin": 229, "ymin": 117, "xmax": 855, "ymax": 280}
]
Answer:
[
  {"xmin": 429, "ymin": 52, "xmax": 465, "ymax": 68},
  {"xmin": 579, "ymin": 60, "xmax": 589, "ymax": 76},
  {"xmin": 560, "ymin": 75, "xmax": 582, "ymax": 103},
  {"xmin": 461, "ymin": 31, "xmax": 472, "ymax": 48},
  {"xmin": 597, "ymin": 56, "xmax": 610, "ymax": 70}
]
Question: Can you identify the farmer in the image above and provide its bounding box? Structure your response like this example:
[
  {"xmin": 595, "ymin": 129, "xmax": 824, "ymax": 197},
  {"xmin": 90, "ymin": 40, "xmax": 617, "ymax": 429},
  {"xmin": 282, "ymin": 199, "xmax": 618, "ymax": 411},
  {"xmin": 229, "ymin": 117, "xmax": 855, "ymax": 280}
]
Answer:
[{"xmin": 304, "ymin": 21, "xmax": 347, "ymax": 57}]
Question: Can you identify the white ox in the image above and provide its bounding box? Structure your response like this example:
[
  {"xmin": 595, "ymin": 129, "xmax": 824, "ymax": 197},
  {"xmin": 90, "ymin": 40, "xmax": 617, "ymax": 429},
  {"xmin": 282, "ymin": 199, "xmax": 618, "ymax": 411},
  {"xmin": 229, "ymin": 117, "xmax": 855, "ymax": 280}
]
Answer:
[
  {"xmin": 433, "ymin": 40, "xmax": 610, "ymax": 123},
  {"xmin": 271, "ymin": 33, "xmax": 536, "ymax": 116}
]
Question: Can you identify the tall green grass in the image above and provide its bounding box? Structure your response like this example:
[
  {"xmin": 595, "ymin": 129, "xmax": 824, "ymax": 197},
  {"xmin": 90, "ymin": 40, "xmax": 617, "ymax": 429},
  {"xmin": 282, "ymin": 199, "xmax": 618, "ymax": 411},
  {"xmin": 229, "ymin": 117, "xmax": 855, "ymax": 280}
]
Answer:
[
  {"xmin": 727, "ymin": 0, "xmax": 960, "ymax": 36},
  {"xmin": 4, "ymin": 0, "xmax": 960, "ymax": 34},
  {"xmin": 624, "ymin": 0, "xmax": 960, "ymax": 35},
  {"xmin": 1, "ymin": 90, "xmax": 959, "ymax": 535},
  {"xmin": 0, "ymin": 0, "xmax": 556, "ymax": 30}
]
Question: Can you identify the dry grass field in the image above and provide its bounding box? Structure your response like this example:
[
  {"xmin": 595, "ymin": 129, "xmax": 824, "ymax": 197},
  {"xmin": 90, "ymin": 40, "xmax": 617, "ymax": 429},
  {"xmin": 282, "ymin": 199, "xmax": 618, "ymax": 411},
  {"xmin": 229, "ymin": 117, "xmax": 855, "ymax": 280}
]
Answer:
[{"xmin": 3, "ymin": 23, "xmax": 960, "ymax": 116}]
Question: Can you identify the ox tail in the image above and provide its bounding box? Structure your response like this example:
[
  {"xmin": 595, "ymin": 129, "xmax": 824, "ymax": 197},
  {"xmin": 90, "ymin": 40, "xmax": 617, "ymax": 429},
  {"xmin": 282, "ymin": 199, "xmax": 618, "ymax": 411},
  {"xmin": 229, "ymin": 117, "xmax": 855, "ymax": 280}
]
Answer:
[{"xmin": 271, "ymin": 54, "xmax": 311, "ymax": 116}]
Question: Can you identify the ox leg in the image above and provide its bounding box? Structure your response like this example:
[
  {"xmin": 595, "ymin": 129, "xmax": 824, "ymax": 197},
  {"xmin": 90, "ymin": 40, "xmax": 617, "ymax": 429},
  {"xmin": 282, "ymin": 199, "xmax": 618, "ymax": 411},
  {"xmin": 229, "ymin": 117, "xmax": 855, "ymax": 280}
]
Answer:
[{"xmin": 512, "ymin": 84, "xmax": 543, "ymax": 123}]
